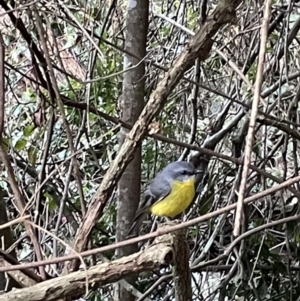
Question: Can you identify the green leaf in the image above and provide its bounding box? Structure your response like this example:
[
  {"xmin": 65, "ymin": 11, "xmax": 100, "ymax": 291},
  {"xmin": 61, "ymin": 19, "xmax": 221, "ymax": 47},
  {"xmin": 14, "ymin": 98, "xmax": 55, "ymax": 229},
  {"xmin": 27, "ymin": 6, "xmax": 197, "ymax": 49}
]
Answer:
[
  {"xmin": 44, "ymin": 192, "xmax": 57, "ymax": 211},
  {"xmin": 1, "ymin": 137, "xmax": 10, "ymax": 152},
  {"xmin": 15, "ymin": 138, "xmax": 27, "ymax": 151},
  {"xmin": 23, "ymin": 124, "xmax": 35, "ymax": 137},
  {"xmin": 28, "ymin": 146, "xmax": 37, "ymax": 165}
]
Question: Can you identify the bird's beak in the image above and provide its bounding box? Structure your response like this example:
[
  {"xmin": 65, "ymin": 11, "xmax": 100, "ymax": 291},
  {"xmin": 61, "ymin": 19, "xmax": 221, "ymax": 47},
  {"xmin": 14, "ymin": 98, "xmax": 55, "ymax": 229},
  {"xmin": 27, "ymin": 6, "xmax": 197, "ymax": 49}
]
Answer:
[{"xmin": 194, "ymin": 169, "xmax": 202, "ymax": 175}]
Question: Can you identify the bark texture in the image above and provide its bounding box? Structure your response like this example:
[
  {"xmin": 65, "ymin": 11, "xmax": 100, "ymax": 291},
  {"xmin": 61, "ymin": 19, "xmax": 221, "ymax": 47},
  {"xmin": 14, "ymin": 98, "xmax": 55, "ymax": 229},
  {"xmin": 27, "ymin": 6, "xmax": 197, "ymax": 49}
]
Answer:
[
  {"xmin": 0, "ymin": 243, "xmax": 173, "ymax": 301},
  {"xmin": 114, "ymin": 0, "xmax": 149, "ymax": 299},
  {"xmin": 173, "ymin": 227, "xmax": 192, "ymax": 301}
]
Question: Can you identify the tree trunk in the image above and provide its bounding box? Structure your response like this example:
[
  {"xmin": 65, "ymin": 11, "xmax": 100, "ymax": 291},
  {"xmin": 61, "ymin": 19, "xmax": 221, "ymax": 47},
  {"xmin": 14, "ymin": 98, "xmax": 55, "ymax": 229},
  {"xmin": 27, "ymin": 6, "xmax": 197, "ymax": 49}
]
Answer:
[{"xmin": 114, "ymin": 0, "xmax": 149, "ymax": 300}]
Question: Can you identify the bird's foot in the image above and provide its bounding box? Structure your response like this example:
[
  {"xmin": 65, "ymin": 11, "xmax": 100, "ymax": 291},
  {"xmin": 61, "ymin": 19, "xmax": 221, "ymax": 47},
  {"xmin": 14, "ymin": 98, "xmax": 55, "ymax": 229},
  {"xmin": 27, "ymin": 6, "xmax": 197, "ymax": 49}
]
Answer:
[{"xmin": 158, "ymin": 219, "xmax": 180, "ymax": 228}]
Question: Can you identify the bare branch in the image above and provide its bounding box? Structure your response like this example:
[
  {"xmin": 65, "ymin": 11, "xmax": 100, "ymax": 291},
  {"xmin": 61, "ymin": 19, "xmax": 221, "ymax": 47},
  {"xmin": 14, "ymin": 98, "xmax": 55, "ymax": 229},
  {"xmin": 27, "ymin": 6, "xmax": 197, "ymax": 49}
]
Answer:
[
  {"xmin": 0, "ymin": 243, "xmax": 173, "ymax": 301},
  {"xmin": 234, "ymin": 0, "xmax": 272, "ymax": 237}
]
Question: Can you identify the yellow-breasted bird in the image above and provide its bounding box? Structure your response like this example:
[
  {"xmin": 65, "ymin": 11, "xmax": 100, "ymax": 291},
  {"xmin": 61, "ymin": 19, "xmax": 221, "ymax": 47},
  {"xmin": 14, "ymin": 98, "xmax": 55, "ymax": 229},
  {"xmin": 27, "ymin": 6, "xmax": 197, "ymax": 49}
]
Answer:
[{"xmin": 128, "ymin": 161, "xmax": 199, "ymax": 236}]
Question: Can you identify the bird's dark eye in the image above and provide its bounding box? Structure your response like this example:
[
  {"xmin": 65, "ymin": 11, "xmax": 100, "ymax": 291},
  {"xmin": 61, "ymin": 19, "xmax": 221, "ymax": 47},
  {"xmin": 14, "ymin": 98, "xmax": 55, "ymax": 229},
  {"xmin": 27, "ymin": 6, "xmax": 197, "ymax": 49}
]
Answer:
[{"xmin": 181, "ymin": 170, "xmax": 188, "ymax": 175}]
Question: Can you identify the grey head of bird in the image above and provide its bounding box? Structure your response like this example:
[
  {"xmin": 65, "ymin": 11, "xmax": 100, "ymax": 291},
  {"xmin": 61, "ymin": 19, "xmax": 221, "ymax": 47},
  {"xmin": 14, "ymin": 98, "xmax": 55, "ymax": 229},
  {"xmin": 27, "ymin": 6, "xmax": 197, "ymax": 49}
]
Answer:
[{"xmin": 161, "ymin": 161, "xmax": 196, "ymax": 182}]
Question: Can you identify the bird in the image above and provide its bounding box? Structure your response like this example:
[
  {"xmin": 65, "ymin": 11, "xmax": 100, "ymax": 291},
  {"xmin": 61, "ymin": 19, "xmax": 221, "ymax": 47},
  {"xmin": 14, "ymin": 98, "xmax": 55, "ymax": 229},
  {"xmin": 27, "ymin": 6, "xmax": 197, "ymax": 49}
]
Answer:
[{"xmin": 127, "ymin": 161, "xmax": 199, "ymax": 236}]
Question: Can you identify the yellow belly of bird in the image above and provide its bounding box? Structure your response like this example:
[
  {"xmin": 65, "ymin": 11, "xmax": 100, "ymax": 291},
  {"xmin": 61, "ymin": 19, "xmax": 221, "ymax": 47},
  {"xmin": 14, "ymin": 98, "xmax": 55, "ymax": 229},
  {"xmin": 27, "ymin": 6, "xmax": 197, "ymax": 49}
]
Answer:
[{"xmin": 150, "ymin": 178, "xmax": 195, "ymax": 218}]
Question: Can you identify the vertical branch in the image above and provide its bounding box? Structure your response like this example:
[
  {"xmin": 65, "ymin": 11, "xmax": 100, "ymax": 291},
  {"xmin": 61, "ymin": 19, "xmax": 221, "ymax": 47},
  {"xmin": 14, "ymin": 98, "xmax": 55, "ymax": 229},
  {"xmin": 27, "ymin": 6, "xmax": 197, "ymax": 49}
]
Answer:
[
  {"xmin": 0, "ymin": 32, "xmax": 46, "ymax": 280},
  {"xmin": 233, "ymin": 0, "xmax": 272, "ymax": 236},
  {"xmin": 32, "ymin": 5, "xmax": 85, "ymax": 215},
  {"xmin": 114, "ymin": 0, "xmax": 149, "ymax": 300},
  {"xmin": 173, "ymin": 228, "xmax": 192, "ymax": 301}
]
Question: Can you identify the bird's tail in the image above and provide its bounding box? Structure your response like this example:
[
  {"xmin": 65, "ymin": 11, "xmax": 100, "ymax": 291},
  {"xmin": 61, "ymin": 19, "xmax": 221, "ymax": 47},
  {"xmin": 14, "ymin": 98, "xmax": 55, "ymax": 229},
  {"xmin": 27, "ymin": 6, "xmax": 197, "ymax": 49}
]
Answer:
[{"xmin": 127, "ymin": 211, "xmax": 147, "ymax": 238}]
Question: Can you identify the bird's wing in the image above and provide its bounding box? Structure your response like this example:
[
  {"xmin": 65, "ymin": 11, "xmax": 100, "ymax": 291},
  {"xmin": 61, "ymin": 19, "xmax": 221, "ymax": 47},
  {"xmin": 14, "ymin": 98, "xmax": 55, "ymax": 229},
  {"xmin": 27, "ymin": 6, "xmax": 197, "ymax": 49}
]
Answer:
[
  {"xmin": 137, "ymin": 175, "xmax": 171, "ymax": 213},
  {"xmin": 147, "ymin": 175, "xmax": 171, "ymax": 206},
  {"xmin": 127, "ymin": 192, "xmax": 157, "ymax": 237},
  {"xmin": 127, "ymin": 174, "xmax": 171, "ymax": 237}
]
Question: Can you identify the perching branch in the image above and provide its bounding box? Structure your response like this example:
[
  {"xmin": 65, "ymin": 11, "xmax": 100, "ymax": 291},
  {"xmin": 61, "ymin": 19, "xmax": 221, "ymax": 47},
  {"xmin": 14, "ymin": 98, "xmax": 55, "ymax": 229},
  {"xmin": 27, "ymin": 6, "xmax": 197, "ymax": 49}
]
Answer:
[{"xmin": 0, "ymin": 243, "xmax": 173, "ymax": 301}]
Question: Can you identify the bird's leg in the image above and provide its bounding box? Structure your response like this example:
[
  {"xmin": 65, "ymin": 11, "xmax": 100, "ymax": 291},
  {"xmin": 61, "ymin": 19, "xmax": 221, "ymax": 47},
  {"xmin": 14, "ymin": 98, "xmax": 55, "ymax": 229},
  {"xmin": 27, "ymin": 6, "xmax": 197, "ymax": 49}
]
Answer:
[
  {"xmin": 144, "ymin": 216, "xmax": 158, "ymax": 248},
  {"xmin": 182, "ymin": 210, "xmax": 188, "ymax": 222},
  {"xmin": 155, "ymin": 217, "xmax": 172, "ymax": 229},
  {"xmin": 162, "ymin": 217, "xmax": 180, "ymax": 226},
  {"xmin": 150, "ymin": 216, "xmax": 158, "ymax": 233}
]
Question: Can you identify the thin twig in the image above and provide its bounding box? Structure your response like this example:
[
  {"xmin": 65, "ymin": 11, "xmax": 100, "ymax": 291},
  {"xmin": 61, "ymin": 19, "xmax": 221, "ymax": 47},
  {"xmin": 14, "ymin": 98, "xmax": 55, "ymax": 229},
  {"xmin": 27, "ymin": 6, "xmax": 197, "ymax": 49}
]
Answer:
[
  {"xmin": 81, "ymin": 54, "xmax": 150, "ymax": 83},
  {"xmin": 0, "ymin": 30, "xmax": 46, "ymax": 279},
  {"xmin": 0, "ymin": 216, "xmax": 30, "ymax": 230},
  {"xmin": 233, "ymin": 0, "xmax": 272, "ymax": 237}
]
